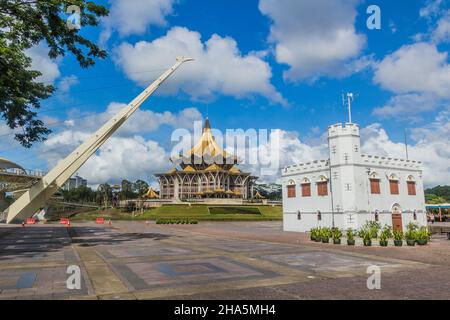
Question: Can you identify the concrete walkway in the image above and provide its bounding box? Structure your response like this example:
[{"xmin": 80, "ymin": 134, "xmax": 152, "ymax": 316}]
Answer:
[{"xmin": 0, "ymin": 221, "xmax": 449, "ymax": 300}]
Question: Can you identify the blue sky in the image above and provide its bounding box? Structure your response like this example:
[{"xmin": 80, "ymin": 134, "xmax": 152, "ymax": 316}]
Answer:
[{"xmin": 1, "ymin": 0, "xmax": 449, "ymax": 187}]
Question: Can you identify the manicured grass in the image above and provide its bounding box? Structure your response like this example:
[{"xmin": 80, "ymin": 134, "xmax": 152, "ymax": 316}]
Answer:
[{"xmin": 69, "ymin": 204, "xmax": 282, "ymax": 222}]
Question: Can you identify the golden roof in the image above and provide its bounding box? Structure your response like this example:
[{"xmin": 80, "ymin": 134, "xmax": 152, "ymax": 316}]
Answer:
[
  {"xmin": 254, "ymin": 191, "xmax": 265, "ymax": 199},
  {"xmin": 182, "ymin": 165, "xmax": 196, "ymax": 172},
  {"xmin": 229, "ymin": 166, "xmax": 241, "ymax": 174},
  {"xmin": 185, "ymin": 118, "xmax": 233, "ymax": 159},
  {"xmin": 233, "ymin": 189, "xmax": 242, "ymax": 195},
  {"xmin": 205, "ymin": 164, "xmax": 222, "ymax": 171},
  {"xmin": 166, "ymin": 168, "xmax": 178, "ymax": 174},
  {"xmin": 225, "ymin": 190, "xmax": 235, "ymax": 194},
  {"xmin": 144, "ymin": 187, "xmax": 159, "ymax": 199},
  {"xmin": 214, "ymin": 188, "xmax": 225, "ymax": 193}
]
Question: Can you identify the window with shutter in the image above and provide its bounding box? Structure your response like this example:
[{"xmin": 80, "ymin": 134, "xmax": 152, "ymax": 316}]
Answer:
[
  {"xmin": 317, "ymin": 182, "xmax": 328, "ymax": 196},
  {"xmin": 287, "ymin": 185, "xmax": 296, "ymax": 198},
  {"xmin": 370, "ymin": 179, "xmax": 380, "ymax": 194},
  {"xmin": 407, "ymin": 181, "xmax": 416, "ymax": 195},
  {"xmin": 390, "ymin": 180, "xmax": 399, "ymax": 195},
  {"xmin": 301, "ymin": 183, "xmax": 311, "ymax": 197}
]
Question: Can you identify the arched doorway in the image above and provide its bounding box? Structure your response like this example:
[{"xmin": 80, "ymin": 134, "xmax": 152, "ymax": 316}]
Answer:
[{"xmin": 391, "ymin": 203, "xmax": 403, "ymax": 232}]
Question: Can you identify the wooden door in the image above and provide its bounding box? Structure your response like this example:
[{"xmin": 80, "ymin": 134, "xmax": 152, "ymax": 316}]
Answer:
[{"xmin": 392, "ymin": 214, "xmax": 403, "ymax": 232}]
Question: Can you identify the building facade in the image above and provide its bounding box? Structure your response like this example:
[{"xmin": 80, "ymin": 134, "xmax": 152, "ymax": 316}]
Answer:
[
  {"xmin": 155, "ymin": 119, "xmax": 258, "ymax": 201},
  {"xmin": 282, "ymin": 123, "xmax": 427, "ymax": 232},
  {"xmin": 62, "ymin": 174, "xmax": 88, "ymax": 191}
]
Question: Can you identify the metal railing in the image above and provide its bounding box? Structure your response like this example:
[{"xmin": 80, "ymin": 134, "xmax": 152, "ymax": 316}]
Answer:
[{"xmin": 0, "ymin": 168, "xmax": 46, "ymax": 178}]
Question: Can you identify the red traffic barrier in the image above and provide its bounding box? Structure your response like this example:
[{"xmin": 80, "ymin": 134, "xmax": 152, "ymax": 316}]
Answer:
[
  {"xmin": 60, "ymin": 218, "xmax": 70, "ymax": 225},
  {"xmin": 96, "ymin": 217, "xmax": 105, "ymax": 224},
  {"xmin": 26, "ymin": 218, "xmax": 36, "ymax": 225}
]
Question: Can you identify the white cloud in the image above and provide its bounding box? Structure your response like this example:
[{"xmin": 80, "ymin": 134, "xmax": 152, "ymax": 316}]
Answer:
[
  {"xmin": 259, "ymin": 0, "xmax": 366, "ymax": 81},
  {"xmin": 113, "ymin": 27, "xmax": 286, "ymax": 105},
  {"xmin": 40, "ymin": 131, "xmax": 170, "ymax": 185},
  {"xmin": 374, "ymin": 42, "xmax": 450, "ymax": 98},
  {"xmin": 372, "ymin": 93, "xmax": 444, "ymax": 121},
  {"xmin": 361, "ymin": 113, "xmax": 450, "ymax": 186},
  {"xmin": 432, "ymin": 11, "xmax": 450, "ymax": 43},
  {"xmin": 230, "ymin": 129, "xmax": 328, "ymax": 184},
  {"xmin": 57, "ymin": 75, "xmax": 79, "ymax": 94},
  {"xmin": 66, "ymin": 102, "xmax": 202, "ymax": 135},
  {"xmin": 420, "ymin": 0, "xmax": 446, "ymax": 18},
  {"xmin": 26, "ymin": 44, "xmax": 60, "ymax": 83},
  {"xmin": 38, "ymin": 105, "xmax": 202, "ymax": 184},
  {"xmin": 100, "ymin": 0, "xmax": 175, "ymax": 43}
]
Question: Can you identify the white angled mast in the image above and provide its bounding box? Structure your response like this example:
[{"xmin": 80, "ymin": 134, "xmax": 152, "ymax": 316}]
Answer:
[{"xmin": 5, "ymin": 56, "xmax": 193, "ymax": 223}]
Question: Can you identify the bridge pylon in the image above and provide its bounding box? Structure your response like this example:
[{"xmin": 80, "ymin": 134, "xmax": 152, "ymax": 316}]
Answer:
[{"xmin": 4, "ymin": 57, "xmax": 193, "ymax": 223}]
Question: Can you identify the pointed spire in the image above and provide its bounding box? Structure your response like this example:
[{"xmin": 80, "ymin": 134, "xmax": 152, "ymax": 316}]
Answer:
[{"xmin": 203, "ymin": 117, "xmax": 211, "ymax": 132}]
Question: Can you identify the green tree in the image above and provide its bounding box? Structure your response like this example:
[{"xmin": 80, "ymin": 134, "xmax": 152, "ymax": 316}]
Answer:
[
  {"xmin": 97, "ymin": 183, "xmax": 112, "ymax": 208},
  {"xmin": 133, "ymin": 180, "xmax": 149, "ymax": 198},
  {"xmin": 0, "ymin": 0, "xmax": 108, "ymax": 147},
  {"xmin": 120, "ymin": 179, "xmax": 135, "ymax": 200},
  {"xmin": 425, "ymin": 185, "xmax": 450, "ymax": 203},
  {"xmin": 61, "ymin": 185, "xmax": 96, "ymax": 203}
]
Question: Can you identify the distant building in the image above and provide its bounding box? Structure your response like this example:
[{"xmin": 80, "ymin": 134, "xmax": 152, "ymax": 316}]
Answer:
[
  {"xmin": 155, "ymin": 118, "xmax": 258, "ymax": 201},
  {"xmin": 63, "ymin": 174, "xmax": 87, "ymax": 191},
  {"xmin": 282, "ymin": 122, "xmax": 427, "ymax": 232}
]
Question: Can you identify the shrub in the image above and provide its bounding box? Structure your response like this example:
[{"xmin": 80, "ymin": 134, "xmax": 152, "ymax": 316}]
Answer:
[
  {"xmin": 380, "ymin": 225, "xmax": 392, "ymax": 239},
  {"xmin": 405, "ymin": 222, "xmax": 419, "ymax": 240},
  {"xmin": 393, "ymin": 230, "xmax": 404, "ymax": 241},
  {"xmin": 310, "ymin": 228, "xmax": 318, "ymax": 240},
  {"xmin": 346, "ymin": 228, "xmax": 355, "ymax": 241},
  {"xmin": 332, "ymin": 228, "xmax": 342, "ymax": 240},
  {"xmin": 321, "ymin": 227, "xmax": 332, "ymax": 239},
  {"xmin": 416, "ymin": 226, "xmax": 430, "ymax": 241}
]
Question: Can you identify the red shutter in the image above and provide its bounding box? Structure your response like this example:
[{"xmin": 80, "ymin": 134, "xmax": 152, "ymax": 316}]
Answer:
[
  {"xmin": 407, "ymin": 181, "xmax": 416, "ymax": 195},
  {"xmin": 390, "ymin": 180, "xmax": 399, "ymax": 195},
  {"xmin": 302, "ymin": 184, "xmax": 311, "ymax": 197},
  {"xmin": 370, "ymin": 179, "xmax": 380, "ymax": 194},
  {"xmin": 287, "ymin": 185, "xmax": 296, "ymax": 198},
  {"xmin": 317, "ymin": 182, "xmax": 328, "ymax": 196}
]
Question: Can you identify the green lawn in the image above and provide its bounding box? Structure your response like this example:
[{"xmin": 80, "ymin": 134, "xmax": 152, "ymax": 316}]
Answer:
[{"xmin": 69, "ymin": 204, "xmax": 282, "ymax": 222}]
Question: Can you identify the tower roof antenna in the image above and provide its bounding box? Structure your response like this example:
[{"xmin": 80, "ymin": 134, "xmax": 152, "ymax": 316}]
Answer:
[{"xmin": 343, "ymin": 92, "xmax": 356, "ymax": 124}]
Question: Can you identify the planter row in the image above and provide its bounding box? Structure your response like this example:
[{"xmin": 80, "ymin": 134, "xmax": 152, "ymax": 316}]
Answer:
[{"xmin": 310, "ymin": 236, "xmax": 428, "ymax": 247}]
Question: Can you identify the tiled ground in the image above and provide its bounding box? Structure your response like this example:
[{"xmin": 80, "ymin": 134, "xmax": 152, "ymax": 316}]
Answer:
[{"xmin": 0, "ymin": 221, "xmax": 448, "ymax": 299}]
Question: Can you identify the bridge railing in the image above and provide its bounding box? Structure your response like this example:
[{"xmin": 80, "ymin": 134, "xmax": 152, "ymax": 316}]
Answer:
[{"xmin": 0, "ymin": 168, "xmax": 46, "ymax": 178}]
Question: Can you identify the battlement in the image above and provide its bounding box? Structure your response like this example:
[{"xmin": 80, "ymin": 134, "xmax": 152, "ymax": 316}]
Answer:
[
  {"xmin": 328, "ymin": 123, "xmax": 360, "ymax": 138},
  {"xmin": 282, "ymin": 159, "xmax": 329, "ymax": 176},
  {"xmin": 360, "ymin": 154, "xmax": 422, "ymax": 170}
]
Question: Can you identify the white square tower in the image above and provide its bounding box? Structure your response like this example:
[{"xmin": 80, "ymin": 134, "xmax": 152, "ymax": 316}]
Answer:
[{"xmin": 327, "ymin": 123, "xmax": 361, "ymax": 230}]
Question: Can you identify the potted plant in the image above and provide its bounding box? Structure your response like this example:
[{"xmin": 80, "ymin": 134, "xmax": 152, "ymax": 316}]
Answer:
[
  {"xmin": 405, "ymin": 222, "xmax": 418, "ymax": 246},
  {"xmin": 416, "ymin": 226, "xmax": 430, "ymax": 245},
  {"xmin": 315, "ymin": 228, "xmax": 322, "ymax": 242},
  {"xmin": 379, "ymin": 225, "xmax": 392, "ymax": 247},
  {"xmin": 321, "ymin": 227, "xmax": 331, "ymax": 243},
  {"xmin": 310, "ymin": 228, "xmax": 317, "ymax": 241},
  {"xmin": 346, "ymin": 228, "xmax": 355, "ymax": 245},
  {"xmin": 358, "ymin": 229, "xmax": 371, "ymax": 246},
  {"xmin": 393, "ymin": 230, "xmax": 403, "ymax": 247},
  {"xmin": 332, "ymin": 228, "xmax": 342, "ymax": 245}
]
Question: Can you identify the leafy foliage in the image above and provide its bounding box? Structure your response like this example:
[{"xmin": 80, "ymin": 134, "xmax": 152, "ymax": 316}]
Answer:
[
  {"xmin": 332, "ymin": 228, "xmax": 342, "ymax": 240},
  {"xmin": 393, "ymin": 230, "xmax": 404, "ymax": 241},
  {"xmin": 0, "ymin": 0, "xmax": 108, "ymax": 146},
  {"xmin": 425, "ymin": 185, "xmax": 450, "ymax": 203}
]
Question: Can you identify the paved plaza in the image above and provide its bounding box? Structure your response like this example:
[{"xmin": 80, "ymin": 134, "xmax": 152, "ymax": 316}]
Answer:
[{"xmin": 0, "ymin": 221, "xmax": 449, "ymax": 300}]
